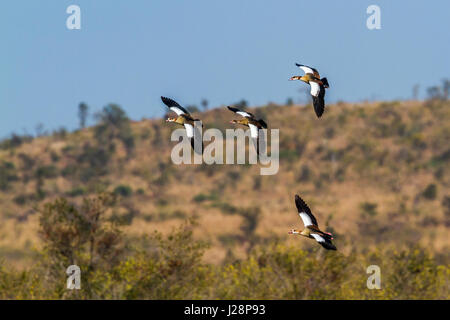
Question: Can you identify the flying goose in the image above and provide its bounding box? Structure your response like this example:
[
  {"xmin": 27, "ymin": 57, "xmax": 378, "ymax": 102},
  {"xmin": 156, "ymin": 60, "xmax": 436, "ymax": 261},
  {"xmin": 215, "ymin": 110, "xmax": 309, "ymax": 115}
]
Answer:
[
  {"xmin": 289, "ymin": 63, "xmax": 329, "ymax": 118},
  {"xmin": 288, "ymin": 195, "xmax": 337, "ymax": 250},
  {"xmin": 161, "ymin": 96, "xmax": 203, "ymax": 154},
  {"xmin": 227, "ymin": 106, "xmax": 268, "ymax": 156}
]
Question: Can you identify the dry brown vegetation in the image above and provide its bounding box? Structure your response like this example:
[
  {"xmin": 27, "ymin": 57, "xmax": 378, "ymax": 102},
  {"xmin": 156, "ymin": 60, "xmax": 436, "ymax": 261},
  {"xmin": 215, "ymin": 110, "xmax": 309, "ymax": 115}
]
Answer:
[{"xmin": 0, "ymin": 98, "xmax": 449, "ymax": 299}]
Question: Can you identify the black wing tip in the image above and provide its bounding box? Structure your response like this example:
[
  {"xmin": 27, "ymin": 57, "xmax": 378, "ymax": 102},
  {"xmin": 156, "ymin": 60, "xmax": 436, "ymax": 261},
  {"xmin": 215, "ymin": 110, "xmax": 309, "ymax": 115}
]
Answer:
[
  {"xmin": 294, "ymin": 194, "xmax": 310, "ymax": 210},
  {"xmin": 161, "ymin": 96, "xmax": 175, "ymax": 106},
  {"xmin": 320, "ymin": 242, "xmax": 337, "ymax": 251},
  {"xmin": 227, "ymin": 106, "xmax": 240, "ymax": 112},
  {"xmin": 259, "ymin": 119, "xmax": 268, "ymax": 128},
  {"xmin": 312, "ymin": 97, "xmax": 325, "ymax": 118}
]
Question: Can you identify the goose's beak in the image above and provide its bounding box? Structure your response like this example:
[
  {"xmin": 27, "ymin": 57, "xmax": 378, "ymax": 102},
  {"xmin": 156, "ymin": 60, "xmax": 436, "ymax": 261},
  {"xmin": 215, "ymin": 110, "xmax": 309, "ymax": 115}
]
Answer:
[{"xmin": 289, "ymin": 76, "xmax": 298, "ymax": 81}]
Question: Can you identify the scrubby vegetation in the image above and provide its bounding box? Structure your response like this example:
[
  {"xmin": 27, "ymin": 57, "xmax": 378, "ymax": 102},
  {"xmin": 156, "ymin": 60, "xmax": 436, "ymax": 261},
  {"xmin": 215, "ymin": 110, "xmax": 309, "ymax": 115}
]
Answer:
[
  {"xmin": 0, "ymin": 98, "xmax": 449, "ymax": 299},
  {"xmin": 0, "ymin": 193, "xmax": 448, "ymax": 299}
]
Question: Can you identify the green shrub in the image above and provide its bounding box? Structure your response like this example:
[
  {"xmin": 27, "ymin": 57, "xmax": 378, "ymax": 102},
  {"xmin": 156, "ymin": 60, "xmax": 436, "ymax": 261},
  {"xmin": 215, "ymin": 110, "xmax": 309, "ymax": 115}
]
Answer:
[
  {"xmin": 422, "ymin": 184, "xmax": 437, "ymax": 200},
  {"xmin": 113, "ymin": 185, "xmax": 133, "ymax": 197},
  {"xmin": 211, "ymin": 201, "xmax": 238, "ymax": 214},
  {"xmin": 37, "ymin": 193, "xmax": 124, "ymax": 299},
  {"xmin": 13, "ymin": 194, "xmax": 32, "ymax": 206},
  {"xmin": 360, "ymin": 202, "xmax": 378, "ymax": 217},
  {"xmin": 0, "ymin": 161, "xmax": 18, "ymax": 191},
  {"xmin": 193, "ymin": 192, "xmax": 218, "ymax": 203},
  {"xmin": 66, "ymin": 187, "xmax": 87, "ymax": 197},
  {"xmin": 35, "ymin": 165, "xmax": 58, "ymax": 179}
]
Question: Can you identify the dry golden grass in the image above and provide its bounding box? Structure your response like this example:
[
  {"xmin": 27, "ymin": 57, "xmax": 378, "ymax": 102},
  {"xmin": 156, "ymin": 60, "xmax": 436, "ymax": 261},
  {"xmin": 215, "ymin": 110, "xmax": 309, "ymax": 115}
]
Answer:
[{"xmin": 0, "ymin": 99, "xmax": 449, "ymax": 269}]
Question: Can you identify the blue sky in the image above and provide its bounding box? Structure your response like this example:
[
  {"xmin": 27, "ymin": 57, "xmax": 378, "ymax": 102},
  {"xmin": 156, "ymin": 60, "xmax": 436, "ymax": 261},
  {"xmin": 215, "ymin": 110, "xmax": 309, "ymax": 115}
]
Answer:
[{"xmin": 1, "ymin": 0, "xmax": 449, "ymax": 138}]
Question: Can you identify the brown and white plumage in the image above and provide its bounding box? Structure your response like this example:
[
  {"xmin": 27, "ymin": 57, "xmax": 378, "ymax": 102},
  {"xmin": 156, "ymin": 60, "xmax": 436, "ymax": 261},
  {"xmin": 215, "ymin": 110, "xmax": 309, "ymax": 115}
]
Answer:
[
  {"xmin": 161, "ymin": 96, "xmax": 203, "ymax": 154},
  {"xmin": 289, "ymin": 195, "xmax": 337, "ymax": 250},
  {"xmin": 290, "ymin": 63, "xmax": 329, "ymax": 118},
  {"xmin": 296, "ymin": 64, "xmax": 321, "ymax": 79},
  {"xmin": 227, "ymin": 106, "xmax": 268, "ymax": 155}
]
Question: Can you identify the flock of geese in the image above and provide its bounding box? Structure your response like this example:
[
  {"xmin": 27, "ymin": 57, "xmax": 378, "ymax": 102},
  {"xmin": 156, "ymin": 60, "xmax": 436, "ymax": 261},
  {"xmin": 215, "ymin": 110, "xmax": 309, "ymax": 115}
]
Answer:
[{"xmin": 162, "ymin": 63, "xmax": 336, "ymax": 250}]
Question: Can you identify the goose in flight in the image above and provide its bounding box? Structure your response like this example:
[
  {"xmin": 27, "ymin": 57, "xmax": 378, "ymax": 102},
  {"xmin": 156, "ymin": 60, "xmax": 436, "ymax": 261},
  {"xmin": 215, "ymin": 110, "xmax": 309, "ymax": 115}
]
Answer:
[
  {"xmin": 161, "ymin": 96, "xmax": 203, "ymax": 154},
  {"xmin": 288, "ymin": 195, "xmax": 337, "ymax": 250},
  {"xmin": 289, "ymin": 63, "xmax": 329, "ymax": 118},
  {"xmin": 227, "ymin": 106, "xmax": 268, "ymax": 156}
]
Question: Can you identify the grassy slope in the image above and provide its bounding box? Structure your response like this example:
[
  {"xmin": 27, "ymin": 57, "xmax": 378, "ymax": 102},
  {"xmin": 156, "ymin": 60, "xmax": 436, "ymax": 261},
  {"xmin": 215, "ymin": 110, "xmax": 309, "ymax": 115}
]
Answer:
[{"xmin": 0, "ymin": 99, "xmax": 449, "ymax": 268}]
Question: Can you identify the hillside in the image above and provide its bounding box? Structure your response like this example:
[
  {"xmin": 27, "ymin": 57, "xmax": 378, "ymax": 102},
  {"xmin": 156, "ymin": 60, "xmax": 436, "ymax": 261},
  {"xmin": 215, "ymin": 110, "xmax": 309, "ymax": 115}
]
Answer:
[{"xmin": 0, "ymin": 99, "xmax": 449, "ymax": 270}]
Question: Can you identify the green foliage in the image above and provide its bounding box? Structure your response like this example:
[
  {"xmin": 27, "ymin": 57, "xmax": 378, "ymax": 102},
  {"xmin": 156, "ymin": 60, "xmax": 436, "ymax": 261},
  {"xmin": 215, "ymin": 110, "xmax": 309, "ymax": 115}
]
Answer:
[
  {"xmin": 113, "ymin": 185, "xmax": 133, "ymax": 197},
  {"xmin": 0, "ymin": 161, "xmax": 18, "ymax": 191},
  {"xmin": 78, "ymin": 103, "xmax": 89, "ymax": 129},
  {"xmin": 193, "ymin": 192, "xmax": 218, "ymax": 203},
  {"xmin": 94, "ymin": 104, "xmax": 135, "ymax": 157},
  {"xmin": 66, "ymin": 186, "xmax": 87, "ymax": 197},
  {"xmin": 75, "ymin": 142, "xmax": 112, "ymax": 181},
  {"xmin": 0, "ymin": 100, "xmax": 449, "ymax": 299},
  {"xmin": 379, "ymin": 247, "xmax": 449, "ymax": 299},
  {"xmin": 298, "ymin": 164, "xmax": 311, "ymax": 182},
  {"xmin": 143, "ymin": 209, "xmax": 187, "ymax": 222},
  {"xmin": 426, "ymin": 79, "xmax": 450, "ymax": 101},
  {"xmin": 35, "ymin": 165, "xmax": 58, "ymax": 179},
  {"xmin": 37, "ymin": 193, "xmax": 124, "ymax": 298},
  {"xmin": 239, "ymin": 206, "xmax": 261, "ymax": 253},
  {"xmin": 0, "ymin": 201, "xmax": 448, "ymax": 299},
  {"xmin": 13, "ymin": 194, "xmax": 32, "ymax": 206},
  {"xmin": 52, "ymin": 127, "xmax": 68, "ymax": 140},
  {"xmin": 422, "ymin": 184, "xmax": 437, "ymax": 200},
  {"xmin": 210, "ymin": 201, "xmax": 238, "ymax": 214},
  {"xmin": 360, "ymin": 202, "xmax": 378, "ymax": 217},
  {"xmin": 0, "ymin": 133, "xmax": 33, "ymax": 150},
  {"xmin": 234, "ymin": 99, "xmax": 248, "ymax": 108},
  {"xmin": 442, "ymin": 196, "xmax": 450, "ymax": 219},
  {"xmin": 114, "ymin": 220, "xmax": 211, "ymax": 299}
]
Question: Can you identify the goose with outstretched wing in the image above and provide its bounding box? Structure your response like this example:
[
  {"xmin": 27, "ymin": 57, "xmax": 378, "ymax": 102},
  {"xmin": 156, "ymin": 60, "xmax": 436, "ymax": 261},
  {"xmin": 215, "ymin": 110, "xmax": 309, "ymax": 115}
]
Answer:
[
  {"xmin": 288, "ymin": 195, "xmax": 337, "ymax": 250},
  {"xmin": 227, "ymin": 106, "xmax": 268, "ymax": 156},
  {"xmin": 289, "ymin": 63, "xmax": 329, "ymax": 118},
  {"xmin": 161, "ymin": 96, "xmax": 203, "ymax": 154}
]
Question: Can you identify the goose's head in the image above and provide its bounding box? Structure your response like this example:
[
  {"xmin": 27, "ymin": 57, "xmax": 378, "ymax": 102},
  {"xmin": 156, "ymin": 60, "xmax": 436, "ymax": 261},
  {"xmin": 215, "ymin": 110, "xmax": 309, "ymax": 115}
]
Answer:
[
  {"xmin": 290, "ymin": 75, "xmax": 309, "ymax": 83},
  {"xmin": 288, "ymin": 229, "xmax": 299, "ymax": 235}
]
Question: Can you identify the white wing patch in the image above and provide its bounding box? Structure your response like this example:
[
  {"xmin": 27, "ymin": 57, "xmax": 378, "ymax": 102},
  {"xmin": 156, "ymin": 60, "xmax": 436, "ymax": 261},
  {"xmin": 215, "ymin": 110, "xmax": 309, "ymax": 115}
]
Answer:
[
  {"xmin": 311, "ymin": 233, "xmax": 325, "ymax": 243},
  {"xmin": 248, "ymin": 123, "xmax": 259, "ymax": 138},
  {"xmin": 310, "ymin": 81, "xmax": 320, "ymax": 97},
  {"xmin": 298, "ymin": 65, "xmax": 315, "ymax": 75},
  {"xmin": 170, "ymin": 107, "xmax": 187, "ymax": 116},
  {"xmin": 299, "ymin": 212, "xmax": 314, "ymax": 227},
  {"xmin": 237, "ymin": 111, "xmax": 252, "ymax": 118},
  {"xmin": 184, "ymin": 123, "xmax": 194, "ymax": 138}
]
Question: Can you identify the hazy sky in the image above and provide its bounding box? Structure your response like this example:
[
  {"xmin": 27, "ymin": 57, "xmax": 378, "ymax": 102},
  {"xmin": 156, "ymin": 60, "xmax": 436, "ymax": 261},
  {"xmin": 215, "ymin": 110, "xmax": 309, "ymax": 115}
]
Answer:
[{"xmin": 1, "ymin": 0, "xmax": 449, "ymax": 138}]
